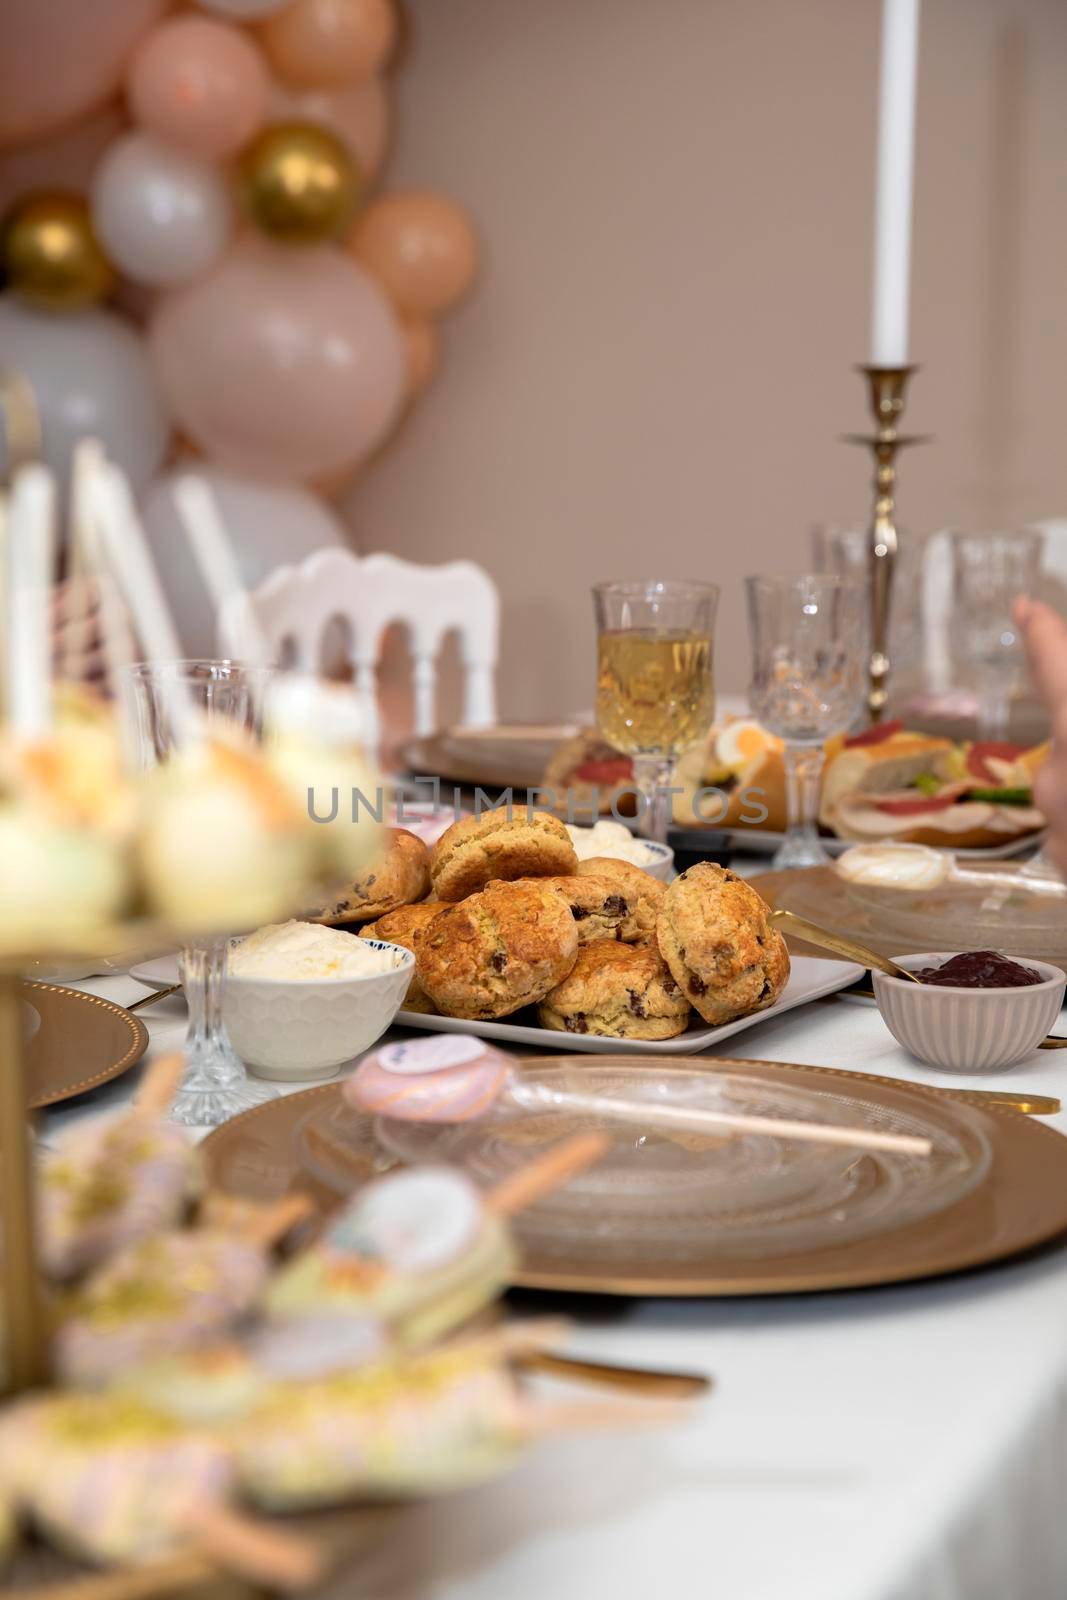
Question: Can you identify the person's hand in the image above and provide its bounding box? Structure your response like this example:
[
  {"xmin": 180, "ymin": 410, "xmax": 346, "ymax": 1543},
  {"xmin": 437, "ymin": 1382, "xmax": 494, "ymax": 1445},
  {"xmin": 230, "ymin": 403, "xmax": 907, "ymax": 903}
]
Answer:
[{"xmin": 1014, "ymin": 596, "xmax": 1067, "ymax": 876}]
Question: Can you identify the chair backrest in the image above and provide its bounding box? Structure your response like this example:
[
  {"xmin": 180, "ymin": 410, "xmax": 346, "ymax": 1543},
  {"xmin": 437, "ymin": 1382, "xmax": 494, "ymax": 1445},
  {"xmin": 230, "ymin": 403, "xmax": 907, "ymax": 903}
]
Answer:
[{"xmin": 218, "ymin": 548, "xmax": 499, "ymax": 754}]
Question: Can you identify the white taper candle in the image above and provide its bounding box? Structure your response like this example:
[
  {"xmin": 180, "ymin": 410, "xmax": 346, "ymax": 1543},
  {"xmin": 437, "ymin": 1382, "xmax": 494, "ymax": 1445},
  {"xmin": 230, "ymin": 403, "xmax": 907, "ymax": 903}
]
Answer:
[
  {"xmin": 5, "ymin": 463, "xmax": 56, "ymax": 736},
  {"xmin": 871, "ymin": 0, "xmax": 921, "ymax": 366}
]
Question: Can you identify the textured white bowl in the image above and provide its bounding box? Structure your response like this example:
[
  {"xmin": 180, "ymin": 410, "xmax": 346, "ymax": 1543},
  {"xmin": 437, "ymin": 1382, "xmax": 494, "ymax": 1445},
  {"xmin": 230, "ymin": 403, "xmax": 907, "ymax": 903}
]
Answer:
[
  {"xmin": 637, "ymin": 841, "xmax": 674, "ymax": 882},
  {"xmin": 224, "ymin": 939, "xmax": 414, "ymax": 1081},
  {"xmin": 872, "ymin": 952, "xmax": 1066, "ymax": 1072}
]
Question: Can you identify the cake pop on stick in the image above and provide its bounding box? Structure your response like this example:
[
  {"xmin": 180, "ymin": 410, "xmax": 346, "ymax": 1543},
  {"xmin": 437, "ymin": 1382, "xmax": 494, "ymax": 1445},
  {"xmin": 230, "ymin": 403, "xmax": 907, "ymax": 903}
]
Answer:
[
  {"xmin": 0, "ymin": 1392, "xmax": 323, "ymax": 1587},
  {"xmin": 348, "ymin": 1037, "xmax": 934, "ymax": 1158},
  {"xmin": 39, "ymin": 1055, "xmax": 202, "ymax": 1280},
  {"xmin": 267, "ymin": 1132, "xmax": 607, "ymax": 1350},
  {"xmin": 55, "ymin": 1194, "xmax": 313, "ymax": 1386}
]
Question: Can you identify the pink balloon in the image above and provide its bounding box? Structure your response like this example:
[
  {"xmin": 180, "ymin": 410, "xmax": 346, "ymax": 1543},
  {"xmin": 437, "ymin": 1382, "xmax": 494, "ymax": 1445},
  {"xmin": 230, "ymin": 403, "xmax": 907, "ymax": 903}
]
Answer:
[
  {"xmin": 271, "ymin": 77, "xmax": 389, "ymax": 183},
  {"xmin": 126, "ymin": 16, "xmax": 269, "ymax": 161},
  {"xmin": 258, "ymin": 0, "xmax": 396, "ymax": 89},
  {"xmin": 0, "ymin": 102, "xmax": 126, "ymax": 218},
  {"xmin": 0, "ymin": 0, "xmax": 165, "ymax": 148},
  {"xmin": 149, "ymin": 234, "xmax": 406, "ymax": 482}
]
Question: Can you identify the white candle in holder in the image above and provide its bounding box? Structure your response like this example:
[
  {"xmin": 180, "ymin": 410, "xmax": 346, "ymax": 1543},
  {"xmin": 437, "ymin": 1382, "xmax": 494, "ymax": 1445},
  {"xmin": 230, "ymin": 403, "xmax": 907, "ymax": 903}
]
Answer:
[
  {"xmin": 870, "ymin": 0, "xmax": 921, "ymax": 367},
  {"xmin": 5, "ymin": 464, "xmax": 56, "ymax": 736}
]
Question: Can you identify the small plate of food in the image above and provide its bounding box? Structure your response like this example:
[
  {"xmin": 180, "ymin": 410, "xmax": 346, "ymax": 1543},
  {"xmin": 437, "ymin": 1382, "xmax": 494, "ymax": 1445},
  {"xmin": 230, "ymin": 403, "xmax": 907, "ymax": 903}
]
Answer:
[{"xmin": 673, "ymin": 717, "xmax": 1048, "ymax": 859}]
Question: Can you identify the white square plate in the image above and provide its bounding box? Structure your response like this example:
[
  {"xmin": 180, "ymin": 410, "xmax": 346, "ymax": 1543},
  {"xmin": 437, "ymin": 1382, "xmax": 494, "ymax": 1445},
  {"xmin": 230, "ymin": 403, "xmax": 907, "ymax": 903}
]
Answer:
[{"xmin": 390, "ymin": 955, "xmax": 863, "ymax": 1055}]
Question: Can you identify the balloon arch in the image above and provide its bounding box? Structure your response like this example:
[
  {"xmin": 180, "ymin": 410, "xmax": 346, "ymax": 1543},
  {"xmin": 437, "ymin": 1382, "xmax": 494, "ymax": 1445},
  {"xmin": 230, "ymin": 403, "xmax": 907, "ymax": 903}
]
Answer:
[{"xmin": 0, "ymin": 0, "xmax": 480, "ymax": 640}]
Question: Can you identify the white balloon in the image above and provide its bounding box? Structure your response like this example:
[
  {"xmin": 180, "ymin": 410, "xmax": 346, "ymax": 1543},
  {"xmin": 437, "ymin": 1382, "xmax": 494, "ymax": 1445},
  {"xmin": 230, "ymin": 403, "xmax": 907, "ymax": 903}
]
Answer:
[
  {"xmin": 0, "ymin": 298, "xmax": 170, "ymax": 495},
  {"xmin": 141, "ymin": 465, "xmax": 348, "ymax": 657},
  {"xmin": 195, "ymin": 0, "xmax": 290, "ymax": 14},
  {"xmin": 92, "ymin": 131, "xmax": 232, "ymax": 288}
]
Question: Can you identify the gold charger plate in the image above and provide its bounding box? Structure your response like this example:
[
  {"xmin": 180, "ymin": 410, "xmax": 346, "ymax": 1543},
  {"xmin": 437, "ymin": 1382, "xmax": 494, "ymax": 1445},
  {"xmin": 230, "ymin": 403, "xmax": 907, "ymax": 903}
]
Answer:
[
  {"xmin": 201, "ymin": 1057, "xmax": 1067, "ymax": 1297},
  {"xmin": 22, "ymin": 981, "xmax": 149, "ymax": 1108},
  {"xmin": 758, "ymin": 866, "xmax": 1067, "ymax": 973},
  {"xmin": 399, "ymin": 722, "xmax": 579, "ymax": 791}
]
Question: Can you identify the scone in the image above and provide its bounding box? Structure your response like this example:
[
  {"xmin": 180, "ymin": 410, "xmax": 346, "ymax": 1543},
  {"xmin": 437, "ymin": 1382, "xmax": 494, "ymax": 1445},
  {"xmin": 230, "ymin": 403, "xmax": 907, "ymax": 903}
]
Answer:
[
  {"xmin": 417, "ymin": 878, "xmax": 579, "ymax": 1019},
  {"xmin": 539, "ymin": 940, "xmax": 690, "ymax": 1040},
  {"xmin": 514, "ymin": 874, "xmax": 633, "ymax": 946},
  {"xmin": 430, "ymin": 808, "xmax": 578, "ymax": 901},
  {"xmin": 312, "ymin": 828, "xmax": 431, "ymax": 925},
  {"xmin": 656, "ymin": 861, "xmax": 789, "ymax": 1026},
  {"xmin": 359, "ymin": 902, "xmax": 442, "ymax": 1013},
  {"xmin": 574, "ymin": 857, "xmax": 666, "ymax": 941}
]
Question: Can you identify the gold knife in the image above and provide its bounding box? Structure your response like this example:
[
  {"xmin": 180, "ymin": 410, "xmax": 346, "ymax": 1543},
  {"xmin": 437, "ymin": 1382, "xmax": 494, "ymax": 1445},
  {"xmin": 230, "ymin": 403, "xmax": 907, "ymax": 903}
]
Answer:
[{"xmin": 517, "ymin": 1349, "xmax": 712, "ymax": 1398}]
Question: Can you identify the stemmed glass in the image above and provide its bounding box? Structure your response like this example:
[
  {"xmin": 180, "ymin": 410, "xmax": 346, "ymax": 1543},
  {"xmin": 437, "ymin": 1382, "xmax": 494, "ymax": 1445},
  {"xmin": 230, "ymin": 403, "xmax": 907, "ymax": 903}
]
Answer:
[
  {"xmin": 123, "ymin": 659, "xmax": 276, "ymax": 1128},
  {"xmin": 746, "ymin": 574, "xmax": 867, "ymax": 869},
  {"xmin": 950, "ymin": 532, "xmax": 1043, "ymax": 740},
  {"xmin": 592, "ymin": 580, "xmax": 719, "ymax": 843}
]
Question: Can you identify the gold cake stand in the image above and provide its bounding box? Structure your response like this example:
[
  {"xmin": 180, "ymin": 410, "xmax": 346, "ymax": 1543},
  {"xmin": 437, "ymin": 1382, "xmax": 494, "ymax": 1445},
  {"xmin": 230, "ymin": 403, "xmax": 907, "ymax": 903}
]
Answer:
[{"xmin": 0, "ymin": 921, "xmax": 173, "ymax": 1393}]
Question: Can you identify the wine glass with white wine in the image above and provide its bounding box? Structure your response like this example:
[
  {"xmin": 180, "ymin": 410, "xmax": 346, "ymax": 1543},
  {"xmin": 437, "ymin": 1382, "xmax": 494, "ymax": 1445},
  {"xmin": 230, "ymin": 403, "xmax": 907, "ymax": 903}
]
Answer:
[{"xmin": 592, "ymin": 580, "xmax": 719, "ymax": 843}]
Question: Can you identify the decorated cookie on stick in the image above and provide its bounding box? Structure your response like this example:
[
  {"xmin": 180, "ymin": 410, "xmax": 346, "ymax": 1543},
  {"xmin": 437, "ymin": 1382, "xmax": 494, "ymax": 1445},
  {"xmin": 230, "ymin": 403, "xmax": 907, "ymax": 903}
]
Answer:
[
  {"xmin": 39, "ymin": 1054, "xmax": 202, "ymax": 1280},
  {"xmin": 233, "ymin": 1325, "xmax": 683, "ymax": 1514},
  {"xmin": 0, "ymin": 1391, "xmax": 323, "ymax": 1587},
  {"xmin": 56, "ymin": 1194, "xmax": 313, "ymax": 1387},
  {"xmin": 346, "ymin": 1036, "xmax": 933, "ymax": 1158},
  {"xmin": 269, "ymin": 1130, "xmax": 607, "ymax": 1350}
]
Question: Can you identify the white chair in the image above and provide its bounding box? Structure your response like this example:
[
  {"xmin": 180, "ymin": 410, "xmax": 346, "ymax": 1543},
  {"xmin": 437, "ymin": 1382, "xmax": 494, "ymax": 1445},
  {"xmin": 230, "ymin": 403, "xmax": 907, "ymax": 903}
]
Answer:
[{"xmin": 218, "ymin": 548, "xmax": 499, "ymax": 754}]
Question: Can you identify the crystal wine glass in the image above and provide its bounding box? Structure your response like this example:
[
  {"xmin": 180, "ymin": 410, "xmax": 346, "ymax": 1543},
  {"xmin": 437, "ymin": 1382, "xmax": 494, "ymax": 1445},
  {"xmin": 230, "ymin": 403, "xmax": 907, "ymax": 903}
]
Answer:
[
  {"xmin": 123, "ymin": 659, "xmax": 276, "ymax": 1127},
  {"xmin": 746, "ymin": 573, "xmax": 867, "ymax": 869},
  {"xmin": 592, "ymin": 580, "xmax": 719, "ymax": 843},
  {"xmin": 950, "ymin": 531, "xmax": 1043, "ymax": 740}
]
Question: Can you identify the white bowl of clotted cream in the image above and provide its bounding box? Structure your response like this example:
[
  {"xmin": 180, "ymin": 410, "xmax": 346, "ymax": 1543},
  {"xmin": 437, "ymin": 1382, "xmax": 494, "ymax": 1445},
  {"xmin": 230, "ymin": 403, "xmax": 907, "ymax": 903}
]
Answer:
[
  {"xmin": 224, "ymin": 921, "xmax": 414, "ymax": 1081},
  {"xmin": 565, "ymin": 820, "xmax": 674, "ymax": 882}
]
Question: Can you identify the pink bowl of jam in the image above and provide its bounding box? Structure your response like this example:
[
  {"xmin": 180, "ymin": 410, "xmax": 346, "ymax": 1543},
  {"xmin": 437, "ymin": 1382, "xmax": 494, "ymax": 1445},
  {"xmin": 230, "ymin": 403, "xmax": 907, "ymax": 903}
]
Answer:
[{"xmin": 872, "ymin": 951, "xmax": 1066, "ymax": 1073}]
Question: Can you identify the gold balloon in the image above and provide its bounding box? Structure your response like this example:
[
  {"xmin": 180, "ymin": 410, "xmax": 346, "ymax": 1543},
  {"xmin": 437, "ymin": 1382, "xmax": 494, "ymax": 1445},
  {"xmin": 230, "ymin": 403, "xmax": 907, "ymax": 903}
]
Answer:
[
  {"xmin": 2, "ymin": 191, "xmax": 115, "ymax": 310},
  {"xmin": 240, "ymin": 122, "xmax": 361, "ymax": 244}
]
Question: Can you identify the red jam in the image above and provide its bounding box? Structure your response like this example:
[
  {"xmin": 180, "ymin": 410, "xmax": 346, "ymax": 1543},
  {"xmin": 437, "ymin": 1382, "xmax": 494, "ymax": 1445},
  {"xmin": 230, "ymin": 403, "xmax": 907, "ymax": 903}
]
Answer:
[{"xmin": 911, "ymin": 951, "xmax": 1043, "ymax": 989}]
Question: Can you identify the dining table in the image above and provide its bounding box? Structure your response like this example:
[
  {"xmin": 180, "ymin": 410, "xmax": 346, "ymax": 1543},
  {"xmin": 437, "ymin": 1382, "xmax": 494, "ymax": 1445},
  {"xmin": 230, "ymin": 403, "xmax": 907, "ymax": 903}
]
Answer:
[{"xmin": 41, "ymin": 851, "xmax": 1067, "ymax": 1600}]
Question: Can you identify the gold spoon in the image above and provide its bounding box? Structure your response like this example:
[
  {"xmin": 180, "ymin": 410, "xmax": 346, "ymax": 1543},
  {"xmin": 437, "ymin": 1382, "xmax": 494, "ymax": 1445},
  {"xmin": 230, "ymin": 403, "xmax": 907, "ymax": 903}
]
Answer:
[
  {"xmin": 769, "ymin": 907, "xmax": 1064, "ymax": 1110},
  {"xmin": 770, "ymin": 907, "xmax": 920, "ymax": 982}
]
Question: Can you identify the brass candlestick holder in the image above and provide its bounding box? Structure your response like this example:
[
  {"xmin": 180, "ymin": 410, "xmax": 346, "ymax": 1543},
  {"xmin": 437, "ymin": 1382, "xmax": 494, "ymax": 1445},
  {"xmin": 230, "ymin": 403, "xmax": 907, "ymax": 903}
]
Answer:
[{"xmin": 845, "ymin": 365, "xmax": 930, "ymax": 722}]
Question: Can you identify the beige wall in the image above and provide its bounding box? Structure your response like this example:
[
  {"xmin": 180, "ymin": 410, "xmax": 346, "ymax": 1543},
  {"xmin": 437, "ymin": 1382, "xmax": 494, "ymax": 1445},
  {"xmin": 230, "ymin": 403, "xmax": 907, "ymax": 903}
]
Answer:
[{"xmin": 347, "ymin": 0, "xmax": 1067, "ymax": 721}]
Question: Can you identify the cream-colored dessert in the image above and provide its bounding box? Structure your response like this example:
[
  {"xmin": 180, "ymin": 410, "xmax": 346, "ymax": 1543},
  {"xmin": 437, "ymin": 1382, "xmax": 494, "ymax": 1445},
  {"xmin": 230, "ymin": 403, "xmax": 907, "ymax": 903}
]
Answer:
[
  {"xmin": 264, "ymin": 677, "xmax": 383, "ymax": 879},
  {"xmin": 230, "ymin": 920, "xmax": 402, "ymax": 981},
  {"xmin": 0, "ymin": 806, "xmax": 128, "ymax": 946},
  {"xmin": 137, "ymin": 736, "xmax": 313, "ymax": 932},
  {"xmin": 565, "ymin": 818, "xmax": 660, "ymax": 868}
]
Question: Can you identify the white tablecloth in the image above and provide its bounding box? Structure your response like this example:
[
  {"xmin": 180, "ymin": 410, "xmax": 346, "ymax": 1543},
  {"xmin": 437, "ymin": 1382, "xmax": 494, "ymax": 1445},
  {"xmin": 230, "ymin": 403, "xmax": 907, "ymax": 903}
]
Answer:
[{"xmin": 46, "ymin": 924, "xmax": 1067, "ymax": 1600}]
